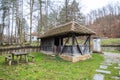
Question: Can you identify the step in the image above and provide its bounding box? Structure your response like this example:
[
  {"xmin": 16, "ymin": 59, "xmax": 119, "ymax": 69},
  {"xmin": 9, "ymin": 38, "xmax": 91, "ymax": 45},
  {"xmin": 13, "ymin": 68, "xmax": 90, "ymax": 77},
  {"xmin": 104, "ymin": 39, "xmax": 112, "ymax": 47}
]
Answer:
[
  {"xmin": 96, "ymin": 69, "xmax": 111, "ymax": 74},
  {"xmin": 100, "ymin": 65, "xmax": 108, "ymax": 69},
  {"xmin": 93, "ymin": 74, "xmax": 104, "ymax": 80}
]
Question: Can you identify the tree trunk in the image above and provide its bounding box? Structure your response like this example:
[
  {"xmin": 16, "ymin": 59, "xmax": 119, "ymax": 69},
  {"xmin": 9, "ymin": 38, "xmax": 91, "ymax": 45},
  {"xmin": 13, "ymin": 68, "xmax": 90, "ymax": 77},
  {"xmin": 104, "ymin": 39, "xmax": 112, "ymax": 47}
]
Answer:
[
  {"xmin": 45, "ymin": 0, "xmax": 48, "ymax": 32},
  {"xmin": 65, "ymin": 0, "xmax": 68, "ymax": 22},
  {"xmin": 30, "ymin": 0, "xmax": 34, "ymax": 44},
  {"xmin": 11, "ymin": 2, "xmax": 15, "ymax": 44},
  {"xmin": 0, "ymin": 33, "xmax": 2, "ymax": 45},
  {"xmin": 39, "ymin": 0, "xmax": 42, "ymax": 33},
  {"xmin": 8, "ymin": 9, "xmax": 10, "ymax": 45}
]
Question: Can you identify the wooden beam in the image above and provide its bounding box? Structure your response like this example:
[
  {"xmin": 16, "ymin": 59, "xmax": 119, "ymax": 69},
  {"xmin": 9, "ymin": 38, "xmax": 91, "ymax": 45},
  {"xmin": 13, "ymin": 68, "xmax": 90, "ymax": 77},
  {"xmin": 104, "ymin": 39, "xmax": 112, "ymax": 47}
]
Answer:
[
  {"xmin": 61, "ymin": 37, "xmax": 69, "ymax": 54},
  {"xmin": 75, "ymin": 36, "xmax": 83, "ymax": 55},
  {"xmin": 83, "ymin": 36, "xmax": 90, "ymax": 45},
  {"xmin": 83, "ymin": 35, "xmax": 90, "ymax": 54},
  {"xmin": 71, "ymin": 33, "xmax": 75, "ymax": 55},
  {"xmin": 89, "ymin": 36, "xmax": 91, "ymax": 53},
  {"xmin": 59, "ymin": 37, "xmax": 62, "ymax": 53}
]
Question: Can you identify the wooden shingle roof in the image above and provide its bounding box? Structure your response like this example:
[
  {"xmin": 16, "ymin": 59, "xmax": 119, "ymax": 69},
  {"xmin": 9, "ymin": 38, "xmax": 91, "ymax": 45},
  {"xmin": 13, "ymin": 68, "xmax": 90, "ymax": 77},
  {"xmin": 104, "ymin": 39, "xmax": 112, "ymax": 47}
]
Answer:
[{"xmin": 38, "ymin": 21, "xmax": 95, "ymax": 38}]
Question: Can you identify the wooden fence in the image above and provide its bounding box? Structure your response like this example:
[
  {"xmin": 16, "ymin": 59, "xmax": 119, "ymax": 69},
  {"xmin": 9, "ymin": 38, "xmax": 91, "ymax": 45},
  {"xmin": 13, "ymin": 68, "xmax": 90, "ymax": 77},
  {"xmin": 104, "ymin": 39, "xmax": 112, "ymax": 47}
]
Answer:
[{"xmin": 0, "ymin": 46, "xmax": 40, "ymax": 55}]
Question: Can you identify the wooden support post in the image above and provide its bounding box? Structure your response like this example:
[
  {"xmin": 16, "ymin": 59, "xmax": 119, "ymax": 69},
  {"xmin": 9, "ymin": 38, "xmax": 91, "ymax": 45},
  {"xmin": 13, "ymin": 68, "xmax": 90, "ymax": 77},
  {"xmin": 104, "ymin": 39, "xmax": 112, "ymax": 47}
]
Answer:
[
  {"xmin": 61, "ymin": 37, "xmax": 69, "ymax": 54},
  {"xmin": 75, "ymin": 36, "xmax": 83, "ymax": 55},
  {"xmin": 71, "ymin": 33, "xmax": 75, "ymax": 55},
  {"xmin": 83, "ymin": 36, "xmax": 90, "ymax": 45},
  {"xmin": 59, "ymin": 37, "xmax": 62, "ymax": 53},
  {"xmin": 83, "ymin": 35, "xmax": 90, "ymax": 54},
  {"xmin": 25, "ymin": 54, "xmax": 28, "ymax": 63},
  {"xmin": 89, "ymin": 36, "xmax": 91, "ymax": 53},
  {"xmin": 16, "ymin": 56, "xmax": 19, "ymax": 64}
]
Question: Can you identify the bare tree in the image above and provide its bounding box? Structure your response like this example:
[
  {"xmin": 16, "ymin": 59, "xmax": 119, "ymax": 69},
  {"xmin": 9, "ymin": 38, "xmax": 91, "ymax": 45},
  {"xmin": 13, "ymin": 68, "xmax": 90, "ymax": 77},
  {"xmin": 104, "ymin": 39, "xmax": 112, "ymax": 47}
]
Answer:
[
  {"xmin": 65, "ymin": 0, "xmax": 68, "ymax": 22},
  {"xmin": 30, "ymin": 0, "xmax": 34, "ymax": 44}
]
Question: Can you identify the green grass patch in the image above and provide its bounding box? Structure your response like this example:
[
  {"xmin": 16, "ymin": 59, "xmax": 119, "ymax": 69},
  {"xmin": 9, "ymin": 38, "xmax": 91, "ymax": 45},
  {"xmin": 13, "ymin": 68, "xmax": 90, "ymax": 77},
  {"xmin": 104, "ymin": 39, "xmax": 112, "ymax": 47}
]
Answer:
[
  {"xmin": 0, "ymin": 53, "xmax": 103, "ymax": 80},
  {"xmin": 104, "ymin": 64, "xmax": 120, "ymax": 80},
  {"xmin": 101, "ymin": 38, "xmax": 120, "ymax": 45}
]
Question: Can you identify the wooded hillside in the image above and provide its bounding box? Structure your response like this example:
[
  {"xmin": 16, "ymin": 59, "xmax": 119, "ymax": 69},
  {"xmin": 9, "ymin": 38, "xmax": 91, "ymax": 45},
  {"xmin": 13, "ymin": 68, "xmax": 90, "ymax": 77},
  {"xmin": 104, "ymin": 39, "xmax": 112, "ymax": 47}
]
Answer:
[
  {"xmin": 88, "ymin": 15, "xmax": 120, "ymax": 38},
  {"xmin": 85, "ymin": 2, "xmax": 120, "ymax": 38}
]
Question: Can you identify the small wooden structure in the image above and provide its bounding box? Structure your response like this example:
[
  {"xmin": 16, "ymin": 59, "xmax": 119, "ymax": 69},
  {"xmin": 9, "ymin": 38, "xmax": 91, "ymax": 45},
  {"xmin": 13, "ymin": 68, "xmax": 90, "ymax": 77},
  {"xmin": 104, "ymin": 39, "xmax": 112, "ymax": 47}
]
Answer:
[{"xmin": 38, "ymin": 21, "xmax": 95, "ymax": 62}]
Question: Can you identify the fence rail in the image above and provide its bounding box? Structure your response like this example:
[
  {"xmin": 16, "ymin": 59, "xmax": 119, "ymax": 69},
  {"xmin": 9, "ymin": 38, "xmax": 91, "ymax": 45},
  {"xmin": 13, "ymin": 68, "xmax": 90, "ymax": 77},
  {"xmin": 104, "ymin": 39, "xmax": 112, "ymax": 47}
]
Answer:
[
  {"xmin": 102, "ymin": 45, "xmax": 120, "ymax": 47},
  {"xmin": 101, "ymin": 45, "xmax": 120, "ymax": 51},
  {"xmin": 0, "ymin": 46, "xmax": 40, "ymax": 55}
]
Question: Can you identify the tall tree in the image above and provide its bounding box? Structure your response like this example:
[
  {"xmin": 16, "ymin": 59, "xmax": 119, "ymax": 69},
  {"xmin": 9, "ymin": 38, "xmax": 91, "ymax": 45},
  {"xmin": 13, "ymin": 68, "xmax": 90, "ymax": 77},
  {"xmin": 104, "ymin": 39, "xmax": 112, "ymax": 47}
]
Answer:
[
  {"xmin": 58, "ymin": 0, "xmax": 84, "ymax": 24},
  {"xmin": 30, "ymin": 0, "xmax": 34, "ymax": 44},
  {"xmin": 0, "ymin": 0, "xmax": 11, "ymax": 45},
  {"xmin": 65, "ymin": 0, "xmax": 68, "ymax": 22}
]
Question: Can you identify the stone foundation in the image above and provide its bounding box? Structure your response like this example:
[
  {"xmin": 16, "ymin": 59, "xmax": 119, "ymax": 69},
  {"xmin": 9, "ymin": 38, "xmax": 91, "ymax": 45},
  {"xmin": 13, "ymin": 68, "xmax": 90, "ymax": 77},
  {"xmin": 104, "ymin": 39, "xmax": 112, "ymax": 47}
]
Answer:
[
  {"xmin": 40, "ymin": 51, "xmax": 92, "ymax": 62},
  {"xmin": 59, "ymin": 54, "xmax": 91, "ymax": 62},
  {"xmin": 40, "ymin": 51, "xmax": 55, "ymax": 56}
]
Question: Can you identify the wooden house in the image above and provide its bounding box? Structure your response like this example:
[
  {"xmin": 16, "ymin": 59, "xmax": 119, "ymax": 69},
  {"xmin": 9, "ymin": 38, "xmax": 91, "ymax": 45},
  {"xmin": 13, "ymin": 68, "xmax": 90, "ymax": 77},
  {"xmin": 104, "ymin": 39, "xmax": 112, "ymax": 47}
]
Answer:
[{"xmin": 38, "ymin": 21, "xmax": 95, "ymax": 62}]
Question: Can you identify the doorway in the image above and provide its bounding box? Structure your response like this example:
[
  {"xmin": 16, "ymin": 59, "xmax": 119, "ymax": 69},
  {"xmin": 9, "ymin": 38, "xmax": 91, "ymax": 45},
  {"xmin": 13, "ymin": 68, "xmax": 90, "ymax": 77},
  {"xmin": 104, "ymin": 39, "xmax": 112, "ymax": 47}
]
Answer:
[
  {"xmin": 54, "ymin": 37, "xmax": 60, "ymax": 53},
  {"xmin": 54, "ymin": 37, "xmax": 59, "ymax": 46}
]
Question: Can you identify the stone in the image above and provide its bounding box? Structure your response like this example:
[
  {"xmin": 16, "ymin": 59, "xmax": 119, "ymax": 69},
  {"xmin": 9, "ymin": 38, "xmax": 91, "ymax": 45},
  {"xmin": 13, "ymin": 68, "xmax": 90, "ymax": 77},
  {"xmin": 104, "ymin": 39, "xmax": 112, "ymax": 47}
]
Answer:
[
  {"xmin": 114, "ymin": 67, "xmax": 120, "ymax": 69},
  {"xmin": 101, "ymin": 63, "xmax": 112, "ymax": 66},
  {"xmin": 51, "ymin": 55, "xmax": 55, "ymax": 57},
  {"xmin": 100, "ymin": 65, "xmax": 108, "ymax": 69},
  {"xmin": 96, "ymin": 69, "xmax": 111, "ymax": 74},
  {"xmin": 59, "ymin": 54, "xmax": 91, "ymax": 62},
  {"xmin": 93, "ymin": 74, "xmax": 104, "ymax": 80},
  {"xmin": 111, "ymin": 76, "xmax": 120, "ymax": 80},
  {"xmin": 118, "ymin": 64, "xmax": 120, "ymax": 67}
]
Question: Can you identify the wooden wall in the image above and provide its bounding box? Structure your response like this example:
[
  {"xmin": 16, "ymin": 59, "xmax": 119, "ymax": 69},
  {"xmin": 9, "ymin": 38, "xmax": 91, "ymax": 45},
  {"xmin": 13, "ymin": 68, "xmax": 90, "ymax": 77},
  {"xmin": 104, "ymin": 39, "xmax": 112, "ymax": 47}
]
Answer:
[
  {"xmin": 62, "ymin": 45, "xmax": 90, "ymax": 55},
  {"xmin": 40, "ymin": 38, "xmax": 54, "ymax": 51}
]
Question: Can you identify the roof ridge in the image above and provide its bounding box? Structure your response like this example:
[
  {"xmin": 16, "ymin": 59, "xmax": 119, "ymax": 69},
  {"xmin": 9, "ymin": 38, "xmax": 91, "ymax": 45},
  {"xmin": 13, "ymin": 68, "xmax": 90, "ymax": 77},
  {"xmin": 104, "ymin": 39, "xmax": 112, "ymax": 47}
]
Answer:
[
  {"xmin": 44, "ymin": 21, "xmax": 73, "ymax": 34},
  {"xmin": 71, "ymin": 20, "xmax": 75, "ymax": 31},
  {"xmin": 56, "ymin": 21, "xmax": 73, "ymax": 28}
]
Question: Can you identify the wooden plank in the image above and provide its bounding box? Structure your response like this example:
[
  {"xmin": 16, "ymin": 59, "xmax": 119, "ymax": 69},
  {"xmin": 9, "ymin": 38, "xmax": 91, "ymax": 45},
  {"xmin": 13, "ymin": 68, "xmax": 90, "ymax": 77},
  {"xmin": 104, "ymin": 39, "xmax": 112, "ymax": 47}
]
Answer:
[
  {"xmin": 5, "ymin": 55, "xmax": 12, "ymax": 66},
  {"xmin": 61, "ymin": 37, "xmax": 69, "ymax": 54},
  {"xmin": 89, "ymin": 36, "xmax": 91, "ymax": 53},
  {"xmin": 71, "ymin": 33, "xmax": 75, "ymax": 55},
  {"xmin": 83, "ymin": 36, "xmax": 90, "ymax": 54},
  {"xmin": 75, "ymin": 36, "xmax": 83, "ymax": 55}
]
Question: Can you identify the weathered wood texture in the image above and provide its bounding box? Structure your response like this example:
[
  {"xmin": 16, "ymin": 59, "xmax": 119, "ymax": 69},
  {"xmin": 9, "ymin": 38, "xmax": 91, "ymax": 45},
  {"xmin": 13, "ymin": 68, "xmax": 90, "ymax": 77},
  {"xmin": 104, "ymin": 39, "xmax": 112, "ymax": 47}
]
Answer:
[
  {"xmin": 0, "ymin": 46, "xmax": 40, "ymax": 55},
  {"xmin": 61, "ymin": 45, "xmax": 90, "ymax": 55},
  {"xmin": 40, "ymin": 38, "xmax": 54, "ymax": 51},
  {"xmin": 40, "ymin": 36, "xmax": 91, "ymax": 55}
]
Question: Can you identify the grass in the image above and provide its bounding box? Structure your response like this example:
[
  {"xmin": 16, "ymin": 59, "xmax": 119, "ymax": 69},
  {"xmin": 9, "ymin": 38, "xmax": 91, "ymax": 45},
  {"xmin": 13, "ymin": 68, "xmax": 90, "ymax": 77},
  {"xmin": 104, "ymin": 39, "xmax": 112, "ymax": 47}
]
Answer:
[
  {"xmin": 105, "ymin": 63, "xmax": 120, "ymax": 80},
  {"xmin": 101, "ymin": 38, "xmax": 120, "ymax": 45},
  {"xmin": 0, "ymin": 53, "xmax": 104, "ymax": 80},
  {"xmin": 95, "ymin": 63, "xmax": 120, "ymax": 80}
]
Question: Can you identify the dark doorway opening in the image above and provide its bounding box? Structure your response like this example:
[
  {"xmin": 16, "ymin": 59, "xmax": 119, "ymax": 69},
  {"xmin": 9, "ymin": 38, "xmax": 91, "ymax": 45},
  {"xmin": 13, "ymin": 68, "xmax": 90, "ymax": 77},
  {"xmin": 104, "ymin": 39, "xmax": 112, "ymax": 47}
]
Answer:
[
  {"xmin": 54, "ymin": 37, "xmax": 60, "ymax": 53},
  {"xmin": 54, "ymin": 37, "xmax": 59, "ymax": 46}
]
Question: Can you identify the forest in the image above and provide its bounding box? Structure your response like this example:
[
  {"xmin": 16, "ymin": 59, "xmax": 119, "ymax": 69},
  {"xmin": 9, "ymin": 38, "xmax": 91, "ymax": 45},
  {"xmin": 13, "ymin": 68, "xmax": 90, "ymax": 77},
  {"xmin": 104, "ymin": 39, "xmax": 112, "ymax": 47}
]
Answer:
[{"xmin": 0, "ymin": 0, "xmax": 120, "ymax": 46}]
